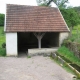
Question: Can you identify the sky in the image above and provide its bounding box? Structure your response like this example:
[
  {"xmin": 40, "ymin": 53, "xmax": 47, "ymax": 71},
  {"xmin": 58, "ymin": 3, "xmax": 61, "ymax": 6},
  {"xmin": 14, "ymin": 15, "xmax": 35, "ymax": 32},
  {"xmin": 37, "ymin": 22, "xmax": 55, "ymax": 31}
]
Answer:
[{"xmin": 0, "ymin": 0, "xmax": 80, "ymax": 14}]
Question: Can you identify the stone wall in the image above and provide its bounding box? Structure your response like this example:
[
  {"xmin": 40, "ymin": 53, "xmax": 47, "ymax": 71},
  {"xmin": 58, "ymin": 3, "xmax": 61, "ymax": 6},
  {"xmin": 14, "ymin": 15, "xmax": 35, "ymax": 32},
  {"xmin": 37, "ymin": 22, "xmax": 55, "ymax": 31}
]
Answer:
[
  {"xmin": 59, "ymin": 32, "xmax": 69, "ymax": 46},
  {"xmin": 65, "ymin": 41, "xmax": 80, "ymax": 58}
]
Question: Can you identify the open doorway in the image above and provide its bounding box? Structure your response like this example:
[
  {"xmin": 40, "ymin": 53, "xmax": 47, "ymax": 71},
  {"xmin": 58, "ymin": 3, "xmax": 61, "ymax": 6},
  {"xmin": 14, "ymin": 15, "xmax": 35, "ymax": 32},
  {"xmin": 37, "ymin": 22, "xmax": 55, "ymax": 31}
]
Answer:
[
  {"xmin": 17, "ymin": 32, "xmax": 59, "ymax": 56},
  {"xmin": 17, "ymin": 32, "xmax": 38, "ymax": 56}
]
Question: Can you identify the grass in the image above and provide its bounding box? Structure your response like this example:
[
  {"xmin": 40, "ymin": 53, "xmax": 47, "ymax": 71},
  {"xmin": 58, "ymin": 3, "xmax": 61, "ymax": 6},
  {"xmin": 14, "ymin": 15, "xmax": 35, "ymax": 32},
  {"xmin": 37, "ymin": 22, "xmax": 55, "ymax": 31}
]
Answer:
[
  {"xmin": 0, "ymin": 48, "xmax": 6, "ymax": 56},
  {"xmin": 57, "ymin": 46, "xmax": 80, "ymax": 66},
  {"xmin": 0, "ymin": 26, "xmax": 6, "ymax": 56},
  {"xmin": 62, "ymin": 65, "xmax": 75, "ymax": 75},
  {"xmin": 0, "ymin": 26, "xmax": 5, "ymax": 48},
  {"xmin": 72, "ymin": 25, "xmax": 80, "ymax": 35}
]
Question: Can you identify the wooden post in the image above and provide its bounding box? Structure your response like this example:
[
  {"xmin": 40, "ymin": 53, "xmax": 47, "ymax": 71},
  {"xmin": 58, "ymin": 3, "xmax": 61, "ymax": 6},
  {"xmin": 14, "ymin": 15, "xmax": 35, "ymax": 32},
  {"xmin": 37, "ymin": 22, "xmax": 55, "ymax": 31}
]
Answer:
[
  {"xmin": 33, "ymin": 32, "xmax": 45, "ymax": 49},
  {"xmin": 38, "ymin": 37, "xmax": 41, "ymax": 48}
]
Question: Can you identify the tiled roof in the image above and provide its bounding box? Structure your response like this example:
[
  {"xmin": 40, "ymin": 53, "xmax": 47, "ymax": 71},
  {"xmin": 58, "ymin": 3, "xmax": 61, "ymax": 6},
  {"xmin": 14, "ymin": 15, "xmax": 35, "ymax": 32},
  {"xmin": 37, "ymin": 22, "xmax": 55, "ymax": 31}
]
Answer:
[{"xmin": 6, "ymin": 4, "xmax": 69, "ymax": 32}]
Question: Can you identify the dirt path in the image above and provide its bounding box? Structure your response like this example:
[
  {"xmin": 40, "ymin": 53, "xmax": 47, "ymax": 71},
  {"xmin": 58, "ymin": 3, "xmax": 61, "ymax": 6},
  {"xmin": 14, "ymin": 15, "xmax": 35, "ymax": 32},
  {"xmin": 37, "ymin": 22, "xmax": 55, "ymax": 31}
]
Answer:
[{"xmin": 0, "ymin": 56, "xmax": 73, "ymax": 80}]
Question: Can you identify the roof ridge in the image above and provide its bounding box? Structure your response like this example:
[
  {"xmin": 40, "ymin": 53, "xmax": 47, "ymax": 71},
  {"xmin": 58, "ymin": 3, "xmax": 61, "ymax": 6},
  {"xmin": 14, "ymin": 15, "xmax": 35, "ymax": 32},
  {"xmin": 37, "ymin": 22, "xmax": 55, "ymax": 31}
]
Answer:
[{"xmin": 6, "ymin": 4, "xmax": 58, "ymax": 9}]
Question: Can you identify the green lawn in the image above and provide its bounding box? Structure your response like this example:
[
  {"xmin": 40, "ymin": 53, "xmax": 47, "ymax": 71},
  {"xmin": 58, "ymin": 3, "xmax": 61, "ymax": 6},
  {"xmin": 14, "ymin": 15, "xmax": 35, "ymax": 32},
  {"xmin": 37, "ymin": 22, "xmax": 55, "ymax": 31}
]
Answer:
[{"xmin": 0, "ymin": 26, "xmax": 5, "ymax": 48}]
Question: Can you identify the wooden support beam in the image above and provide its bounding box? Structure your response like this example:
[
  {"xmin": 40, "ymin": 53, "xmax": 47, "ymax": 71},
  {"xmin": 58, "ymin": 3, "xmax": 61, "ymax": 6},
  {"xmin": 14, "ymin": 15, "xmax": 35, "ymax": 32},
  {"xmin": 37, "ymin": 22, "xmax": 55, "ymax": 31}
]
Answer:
[{"xmin": 33, "ymin": 32, "xmax": 45, "ymax": 49}]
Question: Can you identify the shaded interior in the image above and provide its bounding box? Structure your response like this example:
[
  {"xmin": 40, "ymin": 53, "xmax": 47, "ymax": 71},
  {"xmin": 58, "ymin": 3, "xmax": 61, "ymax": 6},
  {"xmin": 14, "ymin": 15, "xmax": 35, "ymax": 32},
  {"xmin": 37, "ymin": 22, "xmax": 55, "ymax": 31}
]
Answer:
[{"xmin": 17, "ymin": 32, "xmax": 59, "ymax": 54}]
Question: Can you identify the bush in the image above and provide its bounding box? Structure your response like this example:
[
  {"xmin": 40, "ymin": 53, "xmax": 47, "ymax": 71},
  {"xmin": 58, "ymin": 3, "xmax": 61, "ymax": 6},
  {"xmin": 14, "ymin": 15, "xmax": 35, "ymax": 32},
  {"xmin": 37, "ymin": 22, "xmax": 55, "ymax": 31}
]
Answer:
[
  {"xmin": 0, "ymin": 48, "xmax": 6, "ymax": 56},
  {"xmin": 2, "ymin": 42, "xmax": 6, "ymax": 48},
  {"xmin": 0, "ymin": 14, "xmax": 5, "ymax": 26}
]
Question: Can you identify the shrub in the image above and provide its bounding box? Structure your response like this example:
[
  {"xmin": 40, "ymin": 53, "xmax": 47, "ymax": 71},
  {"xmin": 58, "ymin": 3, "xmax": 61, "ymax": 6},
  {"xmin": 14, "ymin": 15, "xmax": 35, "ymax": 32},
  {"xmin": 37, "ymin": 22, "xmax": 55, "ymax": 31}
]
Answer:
[
  {"xmin": 0, "ymin": 48, "xmax": 6, "ymax": 56},
  {"xmin": 2, "ymin": 42, "xmax": 6, "ymax": 48}
]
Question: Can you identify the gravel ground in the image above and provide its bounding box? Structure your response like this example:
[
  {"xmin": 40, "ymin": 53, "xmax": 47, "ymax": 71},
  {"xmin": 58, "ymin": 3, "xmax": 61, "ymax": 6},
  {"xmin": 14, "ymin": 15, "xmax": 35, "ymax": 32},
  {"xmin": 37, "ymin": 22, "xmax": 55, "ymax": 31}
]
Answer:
[{"xmin": 0, "ymin": 56, "xmax": 73, "ymax": 80}]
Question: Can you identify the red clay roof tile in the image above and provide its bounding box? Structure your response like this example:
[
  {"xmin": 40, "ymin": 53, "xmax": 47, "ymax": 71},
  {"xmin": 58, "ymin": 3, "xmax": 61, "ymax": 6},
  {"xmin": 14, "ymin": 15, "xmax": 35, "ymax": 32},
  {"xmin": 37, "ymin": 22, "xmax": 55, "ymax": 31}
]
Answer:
[{"xmin": 6, "ymin": 4, "xmax": 69, "ymax": 32}]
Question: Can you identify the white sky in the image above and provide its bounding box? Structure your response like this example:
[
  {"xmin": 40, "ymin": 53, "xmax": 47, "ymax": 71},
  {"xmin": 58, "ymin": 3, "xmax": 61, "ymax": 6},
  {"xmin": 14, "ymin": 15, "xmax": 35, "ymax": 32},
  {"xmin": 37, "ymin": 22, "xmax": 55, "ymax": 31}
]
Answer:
[{"xmin": 0, "ymin": 0, "xmax": 80, "ymax": 14}]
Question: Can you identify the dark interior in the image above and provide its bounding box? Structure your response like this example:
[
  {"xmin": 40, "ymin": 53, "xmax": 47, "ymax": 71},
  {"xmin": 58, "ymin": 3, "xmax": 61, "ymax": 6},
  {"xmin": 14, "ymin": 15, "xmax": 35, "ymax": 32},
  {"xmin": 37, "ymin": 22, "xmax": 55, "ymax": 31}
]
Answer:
[
  {"xmin": 17, "ymin": 32, "xmax": 59, "ymax": 53},
  {"xmin": 18, "ymin": 32, "xmax": 38, "ymax": 53},
  {"xmin": 42, "ymin": 32, "xmax": 59, "ymax": 48}
]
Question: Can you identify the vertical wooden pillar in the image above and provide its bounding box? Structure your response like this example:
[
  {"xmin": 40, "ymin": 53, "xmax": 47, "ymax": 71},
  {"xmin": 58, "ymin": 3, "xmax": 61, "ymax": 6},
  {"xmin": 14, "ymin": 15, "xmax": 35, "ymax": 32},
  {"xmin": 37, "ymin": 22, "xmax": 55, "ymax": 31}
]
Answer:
[
  {"xmin": 38, "ymin": 37, "xmax": 41, "ymax": 48},
  {"xmin": 33, "ymin": 32, "xmax": 45, "ymax": 49}
]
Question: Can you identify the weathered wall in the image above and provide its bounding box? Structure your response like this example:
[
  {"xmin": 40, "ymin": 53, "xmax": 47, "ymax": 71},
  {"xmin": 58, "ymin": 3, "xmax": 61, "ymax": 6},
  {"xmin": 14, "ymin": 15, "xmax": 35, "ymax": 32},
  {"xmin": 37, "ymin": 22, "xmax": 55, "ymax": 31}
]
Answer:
[
  {"xmin": 59, "ymin": 32, "xmax": 69, "ymax": 46},
  {"xmin": 6, "ymin": 33, "xmax": 17, "ymax": 56}
]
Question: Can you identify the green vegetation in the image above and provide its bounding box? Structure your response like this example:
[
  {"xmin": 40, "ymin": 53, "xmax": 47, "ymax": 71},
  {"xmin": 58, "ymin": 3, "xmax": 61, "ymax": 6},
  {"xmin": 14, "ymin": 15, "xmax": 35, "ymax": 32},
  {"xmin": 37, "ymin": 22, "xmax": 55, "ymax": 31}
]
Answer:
[
  {"xmin": 0, "ymin": 48, "xmax": 6, "ymax": 56},
  {"xmin": 27, "ymin": 55, "xmax": 31, "ymax": 58},
  {"xmin": 74, "ymin": 6, "xmax": 80, "ymax": 14},
  {"xmin": 0, "ymin": 27, "xmax": 5, "ymax": 48},
  {"xmin": 60, "ymin": 8, "xmax": 80, "ymax": 29},
  {"xmin": 0, "ymin": 14, "xmax": 5, "ymax": 26},
  {"xmin": 36, "ymin": 0, "xmax": 68, "ymax": 8},
  {"xmin": 66, "ymin": 25, "xmax": 80, "ymax": 43},
  {"xmin": 57, "ymin": 46, "xmax": 80, "ymax": 66},
  {"xmin": 62, "ymin": 65, "xmax": 75, "ymax": 75},
  {"xmin": 0, "ymin": 26, "xmax": 6, "ymax": 56}
]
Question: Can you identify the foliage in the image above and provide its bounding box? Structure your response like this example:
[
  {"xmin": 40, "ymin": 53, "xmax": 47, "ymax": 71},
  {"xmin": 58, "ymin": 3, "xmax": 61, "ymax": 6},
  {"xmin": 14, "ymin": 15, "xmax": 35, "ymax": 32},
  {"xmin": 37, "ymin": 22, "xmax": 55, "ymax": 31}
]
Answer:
[
  {"xmin": 67, "ymin": 25, "xmax": 80, "ymax": 43},
  {"xmin": 0, "ymin": 14, "xmax": 5, "ymax": 26},
  {"xmin": 0, "ymin": 48, "xmax": 6, "ymax": 56},
  {"xmin": 0, "ymin": 26, "xmax": 6, "ymax": 56},
  {"xmin": 2, "ymin": 42, "xmax": 6, "ymax": 48},
  {"xmin": 0, "ymin": 27, "xmax": 5, "ymax": 48},
  {"xmin": 74, "ymin": 6, "xmax": 80, "ymax": 14},
  {"xmin": 60, "ymin": 8, "xmax": 80, "ymax": 28},
  {"xmin": 57, "ymin": 46, "xmax": 80, "ymax": 66},
  {"xmin": 36, "ymin": 0, "xmax": 49, "ymax": 6},
  {"xmin": 50, "ymin": 0, "xmax": 68, "ymax": 8},
  {"xmin": 36, "ymin": 0, "xmax": 68, "ymax": 8}
]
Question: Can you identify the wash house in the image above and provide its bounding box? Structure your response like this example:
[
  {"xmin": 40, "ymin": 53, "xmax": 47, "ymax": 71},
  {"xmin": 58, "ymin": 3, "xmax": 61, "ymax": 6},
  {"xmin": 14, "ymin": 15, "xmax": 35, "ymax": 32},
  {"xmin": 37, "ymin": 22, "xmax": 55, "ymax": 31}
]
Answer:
[{"xmin": 5, "ymin": 4, "xmax": 69, "ymax": 56}]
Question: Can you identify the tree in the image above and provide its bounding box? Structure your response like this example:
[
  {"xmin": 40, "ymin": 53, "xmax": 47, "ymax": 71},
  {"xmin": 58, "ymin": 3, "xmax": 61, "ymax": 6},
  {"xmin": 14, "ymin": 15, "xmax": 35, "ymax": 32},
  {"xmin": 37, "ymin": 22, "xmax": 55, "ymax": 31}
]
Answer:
[
  {"xmin": 74, "ymin": 6, "xmax": 80, "ymax": 15},
  {"xmin": 60, "ymin": 8, "xmax": 80, "ymax": 28},
  {"xmin": 36, "ymin": 0, "xmax": 68, "ymax": 8},
  {"xmin": 47, "ymin": 0, "xmax": 68, "ymax": 8},
  {"xmin": 0, "ymin": 13, "xmax": 5, "ymax": 26},
  {"xmin": 36, "ymin": 0, "xmax": 49, "ymax": 6}
]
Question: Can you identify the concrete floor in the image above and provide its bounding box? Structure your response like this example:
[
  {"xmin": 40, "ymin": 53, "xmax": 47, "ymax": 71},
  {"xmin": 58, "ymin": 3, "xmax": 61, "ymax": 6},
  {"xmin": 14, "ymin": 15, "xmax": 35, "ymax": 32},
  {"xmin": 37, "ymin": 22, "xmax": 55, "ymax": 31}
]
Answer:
[{"xmin": 0, "ymin": 56, "xmax": 73, "ymax": 80}]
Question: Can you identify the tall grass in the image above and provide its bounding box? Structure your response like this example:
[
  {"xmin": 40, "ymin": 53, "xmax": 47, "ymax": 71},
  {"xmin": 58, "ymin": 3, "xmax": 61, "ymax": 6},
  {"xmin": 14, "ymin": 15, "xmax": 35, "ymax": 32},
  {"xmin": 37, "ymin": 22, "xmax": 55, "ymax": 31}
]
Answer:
[
  {"xmin": 0, "ymin": 26, "xmax": 6, "ymax": 56},
  {"xmin": 57, "ymin": 46, "xmax": 80, "ymax": 66},
  {"xmin": 0, "ymin": 27, "xmax": 5, "ymax": 48}
]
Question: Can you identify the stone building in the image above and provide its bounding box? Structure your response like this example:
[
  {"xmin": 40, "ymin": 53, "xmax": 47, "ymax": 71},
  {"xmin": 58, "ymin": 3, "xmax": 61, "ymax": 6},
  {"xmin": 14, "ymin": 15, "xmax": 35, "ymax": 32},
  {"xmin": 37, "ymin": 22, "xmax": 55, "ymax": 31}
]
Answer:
[{"xmin": 5, "ymin": 4, "xmax": 69, "ymax": 56}]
